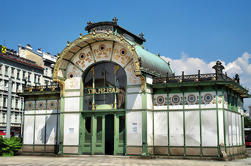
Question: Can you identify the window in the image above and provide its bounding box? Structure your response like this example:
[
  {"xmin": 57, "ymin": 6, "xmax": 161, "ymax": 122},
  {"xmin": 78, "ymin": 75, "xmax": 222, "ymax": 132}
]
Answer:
[
  {"xmin": 17, "ymin": 70, "xmax": 20, "ymax": 80},
  {"xmin": 15, "ymin": 99, "xmax": 18, "ymax": 109},
  {"xmin": 28, "ymin": 73, "xmax": 31, "ymax": 82},
  {"xmin": 16, "ymin": 83, "xmax": 20, "ymax": 92},
  {"xmin": 4, "ymin": 80, "xmax": 8, "ymax": 89},
  {"xmin": 0, "ymin": 64, "xmax": 2, "ymax": 75},
  {"xmin": 38, "ymin": 75, "xmax": 40, "ymax": 84},
  {"xmin": 15, "ymin": 113, "xmax": 18, "ymax": 122},
  {"xmin": 5, "ymin": 66, "xmax": 8, "ymax": 76},
  {"xmin": 45, "ymin": 80, "xmax": 49, "ymax": 85},
  {"xmin": 22, "ymin": 71, "xmax": 26, "ymax": 80},
  {"xmin": 34, "ymin": 74, "xmax": 37, "ymax": 83},
  {"xmin": 2, "ymin": 112, "xmax": 6, "ymax": 122},
  {"xmin": 11, "ymin": 67, "xmax": 14, "ymax": 78},
  {"xmin": 3, "ymin": 97, "xmax": 7, "ymax": 107},
  {"xmin": 84, "ymin": 62, "xmax": 126, "ymax": 110}
]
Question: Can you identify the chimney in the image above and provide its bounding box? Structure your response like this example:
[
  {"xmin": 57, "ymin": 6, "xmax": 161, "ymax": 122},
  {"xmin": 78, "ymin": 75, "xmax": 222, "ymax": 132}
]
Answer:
[
  {"xmin": 37, "ymin": 48, "xmax": 42, "ymax": 54},
  {"xmin": 26, "ymin": 44, "xmax": 32, "ymax": 50}
]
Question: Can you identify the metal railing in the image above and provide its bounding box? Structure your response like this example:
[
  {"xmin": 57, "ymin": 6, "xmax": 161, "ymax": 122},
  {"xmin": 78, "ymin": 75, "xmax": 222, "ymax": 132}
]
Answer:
[
  {"xmin": 153, "ymin": 72, "xmax": 237, "ymax": 84},
  {"xmin": 23, "ymin": 83, "xmax": 60, "ymax": 93}
]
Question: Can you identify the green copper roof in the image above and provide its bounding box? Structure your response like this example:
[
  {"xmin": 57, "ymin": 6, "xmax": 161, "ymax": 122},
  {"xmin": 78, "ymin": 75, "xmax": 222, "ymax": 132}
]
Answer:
[
  {"xmin": 135, "ymin": 45, "xmax": 173, "ymax": 76},
  {"xmin": 124, "ymin": 38, "xmax": 172, "ymax": 77}
]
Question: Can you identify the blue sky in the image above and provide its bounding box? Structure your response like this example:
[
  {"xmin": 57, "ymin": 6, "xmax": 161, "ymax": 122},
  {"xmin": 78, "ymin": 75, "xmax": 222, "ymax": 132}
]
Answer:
[{"xmin": 1, "ymin": 0, "xmax": 251, "ymax": 109}]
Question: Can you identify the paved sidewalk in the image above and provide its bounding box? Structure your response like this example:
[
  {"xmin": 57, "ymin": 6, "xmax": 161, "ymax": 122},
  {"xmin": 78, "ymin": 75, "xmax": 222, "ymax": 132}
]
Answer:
[{"xmin": 0, "ymin": 155, "xmax": 251, "ymax": 166}]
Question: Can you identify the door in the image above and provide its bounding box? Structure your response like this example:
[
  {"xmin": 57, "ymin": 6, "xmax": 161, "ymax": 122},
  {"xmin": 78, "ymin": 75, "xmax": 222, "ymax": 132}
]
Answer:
[{"xmin": 105, "ymin": 114, "xmax": 114, "ymax": 155}]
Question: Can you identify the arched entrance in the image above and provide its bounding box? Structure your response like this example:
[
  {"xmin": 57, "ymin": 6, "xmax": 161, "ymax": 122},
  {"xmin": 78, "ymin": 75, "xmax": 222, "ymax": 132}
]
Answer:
[{"xmin": 81, "ymin": 62, "xmax": 126, "ymax": 155}]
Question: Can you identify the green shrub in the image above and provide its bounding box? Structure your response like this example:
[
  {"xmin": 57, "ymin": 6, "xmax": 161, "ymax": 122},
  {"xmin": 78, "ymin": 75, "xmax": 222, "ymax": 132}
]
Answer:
[
  {"xmin": 1, "ymin": 136, "xmax": 22, "ymax": 156},
  {"xmin": 0, "ymin": 136, "xmax": 4, "ymax": 154}
]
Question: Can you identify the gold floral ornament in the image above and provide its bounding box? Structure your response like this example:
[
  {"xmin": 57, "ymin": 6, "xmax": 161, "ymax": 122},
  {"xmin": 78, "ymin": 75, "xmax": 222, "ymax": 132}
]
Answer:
[
  {"xmin": 37, "ymin": 101, "xmax": 45, "ymax": 110},
  {"xmin": 48, "ymin": 101, "xmax": 57, "ymax": 110},
  {"xmin": 26, "ymin": 101, "xmax": 33, "ymax": 110}
]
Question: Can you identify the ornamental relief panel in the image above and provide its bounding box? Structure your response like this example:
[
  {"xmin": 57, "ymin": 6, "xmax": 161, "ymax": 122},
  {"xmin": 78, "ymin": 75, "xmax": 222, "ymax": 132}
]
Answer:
[
  {"xmin": 47, "ymin": 100, "xmax": 58, "ymax": 110},
  {"xmin": 112, "ymin": 43, "xmax": 131, "ymax": 67},
  {"xmin": 153, "ymin": 94, "xmax": 167, "ymax": 106},
  {"xmin": 25, "ymin": 101, "xmax": 35, "ymax": 110},
  {"xmin": 92, "ymin": 41, "xmax": 113, "ymax": 62},
  {"xmin": 36, "ymin": 100, "xmax": 46, "ymax": 110},
  {"xmin": 72, "ymin": 46, "xmax": 94, "ymax": 71}
]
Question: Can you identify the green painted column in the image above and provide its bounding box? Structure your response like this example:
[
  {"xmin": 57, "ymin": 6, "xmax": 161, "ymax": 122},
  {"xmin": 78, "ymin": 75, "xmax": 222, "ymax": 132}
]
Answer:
[
  {"xmin": 222, "ymin": 89, "xmax": 227, "ymax": 153},
  {"xmin": 114, "ymin": 114, "xmax": 119, "ymax": 155},
  {"xmin": 198, "ymin": 88, "xmax": 203, "ymax": 156},
  {"xmin": 141, "ymin": 76, "xmax": 148, "ymax": 156},
  {"xmin": 182, "ymin": 90, "xmax": 186, "ymax": 156},
  {"xmin": 58, "ymin": 97, "xmax": 64, "ymax": 155},
  {"xmin": 91, "ymin": 114, "xmax": 96, "ymax": 155},
  {"xmin": 215, "ymin": 87, "xmax": 220, "ymax": 157}
]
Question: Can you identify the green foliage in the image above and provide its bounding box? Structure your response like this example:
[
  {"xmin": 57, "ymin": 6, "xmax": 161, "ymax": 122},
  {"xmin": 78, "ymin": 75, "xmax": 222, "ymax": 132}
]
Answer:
[
  {"xmin": 244, "ymin": 116, "xmax": 251, "ymax": 128},
  {"xmin": 0, "ymin": 136, "xmax": 22, "ymax": 156}
]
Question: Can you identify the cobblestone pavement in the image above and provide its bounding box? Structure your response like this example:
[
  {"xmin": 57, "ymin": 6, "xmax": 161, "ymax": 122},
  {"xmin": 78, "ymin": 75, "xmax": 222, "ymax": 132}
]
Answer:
[{"xmin": 0, "ymin": 155, "xmax": 251, "ymax": 166}]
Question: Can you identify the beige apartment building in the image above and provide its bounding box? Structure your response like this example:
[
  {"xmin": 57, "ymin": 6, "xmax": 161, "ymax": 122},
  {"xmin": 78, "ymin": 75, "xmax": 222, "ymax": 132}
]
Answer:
[{"xmin": 0, "ymin": 44, "xmax": 57, "ymax": 136}]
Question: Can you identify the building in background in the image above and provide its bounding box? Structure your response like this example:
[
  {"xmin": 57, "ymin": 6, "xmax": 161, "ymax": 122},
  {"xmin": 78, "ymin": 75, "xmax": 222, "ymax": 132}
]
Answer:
[{"xmin": 0, "ymin": 44, "xmax": 57, "ymax": 136}]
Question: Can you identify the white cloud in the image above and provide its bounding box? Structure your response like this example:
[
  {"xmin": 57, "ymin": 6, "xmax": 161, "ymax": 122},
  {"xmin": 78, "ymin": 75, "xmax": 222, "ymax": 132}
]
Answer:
[{"xmin": 161, "ymin": 52, "xmax": 251, "ymax": 110}]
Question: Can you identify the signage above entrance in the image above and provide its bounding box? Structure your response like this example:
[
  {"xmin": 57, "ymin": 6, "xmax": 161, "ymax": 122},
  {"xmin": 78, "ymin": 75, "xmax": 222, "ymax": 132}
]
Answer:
[{"xmin": 87, "ymin": 87, "xmax": 120, "ymax": 95}]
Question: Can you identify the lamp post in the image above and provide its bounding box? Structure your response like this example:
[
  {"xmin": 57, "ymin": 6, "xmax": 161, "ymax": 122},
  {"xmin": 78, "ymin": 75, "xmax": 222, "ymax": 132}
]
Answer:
[{"xmin": 6, "ymin": 78, "xmax": 12, "ymax": 139}]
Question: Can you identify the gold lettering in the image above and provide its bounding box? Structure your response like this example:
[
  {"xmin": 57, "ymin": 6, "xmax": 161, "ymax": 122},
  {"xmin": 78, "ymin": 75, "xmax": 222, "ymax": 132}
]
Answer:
[
  {"xmin": 88, "ymin": 89, "xmax": 92, "ymax": 94},
  {"xmin": 111, "ymin": 88, "xmax": 115, "ymax": 93},
  {"xmin": 116, "ymin": 87, "xmax": 120, "ymax": 93}
]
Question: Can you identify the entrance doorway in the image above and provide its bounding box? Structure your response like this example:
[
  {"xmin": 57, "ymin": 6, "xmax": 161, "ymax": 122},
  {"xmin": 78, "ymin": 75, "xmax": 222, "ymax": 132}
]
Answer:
[{"xmin": 105, "ymin": 114, "xmax": 114, "ymax": 155}]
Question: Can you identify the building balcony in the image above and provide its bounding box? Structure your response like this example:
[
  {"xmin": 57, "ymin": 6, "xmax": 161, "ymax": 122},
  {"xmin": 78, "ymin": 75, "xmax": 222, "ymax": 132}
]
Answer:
[{"xmin": 23, "ymin": 83, "xmax": 60, "ymax": 93}]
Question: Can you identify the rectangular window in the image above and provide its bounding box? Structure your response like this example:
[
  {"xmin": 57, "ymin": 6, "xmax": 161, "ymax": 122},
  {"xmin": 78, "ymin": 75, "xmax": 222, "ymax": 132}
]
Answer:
[
  {"xmin": 16, "ymin": 83, "xmax": 20, "ymax": 92},
  {"xmin": 38, "ymin": 75, "xmax": 40, "ymax": 84},
  {"xmin": 15, "ymin": 99, "xmax": 18, "ymax": 109},
  {"xmin": 5, "ymin": 66, "xmax": 8, "ymax": 76},
  {"xmin": 4, "ymin": 80, "xmax": 8, "ymax": 88},
  {"xmin": 34, "ymin": 74, "xmax": 37, "ymax": 83},
  {"xmin": 17, "ymin": 70, "xmax": 20, "ymax": 80},
  {"xmin": 22, "ymin": 71, "xmax": 26, "ymax": 80},
  {"xmin": 2, "ymin": 112, "xmax": 6, "ymax": 122},
  {"xmin": 11, "ymin": 67, "xmax": 14, "ymax": 78},
  {"xmin": 3, "ymin": 97, "xmax": 7, "ymax": 107},
  {"xmin": 0, "ymin": 64, "xmax": 2, "ymax": 75},
  {"xmin": 28, "ymin": 73, "xmax": 31, "ymax": 82},
  {"xmin": 15, "ymin": 113, "xmax": 18, "ymax": 122}
]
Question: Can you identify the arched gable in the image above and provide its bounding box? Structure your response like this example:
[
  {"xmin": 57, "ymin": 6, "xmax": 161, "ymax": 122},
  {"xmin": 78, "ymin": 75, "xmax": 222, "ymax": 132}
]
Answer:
[{"xmin": 53, "ymin": 32, "xmax": 142, "ymax": 93}]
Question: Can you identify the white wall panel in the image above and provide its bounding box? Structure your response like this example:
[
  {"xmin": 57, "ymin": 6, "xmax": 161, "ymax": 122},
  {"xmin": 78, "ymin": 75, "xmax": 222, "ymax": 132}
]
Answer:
[
  {"xmin": 126, "ymin": 94, "xmax": 142, "ymax": 110},
  {"xmin": 147, "ymin": 94, "xmax": 153, "ymax": 110},
  {"xmin": 232, "ymin": 113, "xmax": 237, "ymax": 146},
  {"xmin": 228, "ymin": 111, "xmax": 233, "ymax": 146},
  {"xmin": 63, "ymin": 114, "xmax": 79, "ymax": 145},
  {"xmin": 64, "ymin": 97, "xmax": 80, "ymax": 112},
  {"xmin": 126, "ymin": 112, "xmax": 142, "ymax": 146},
  {"xmin": 236, "ymin": 114, "xmax": 240, "ymax": 145},
  {"xmin": 147, "ymin": 112, "xmax": 153, "ymax": 146},
  {"xmin": 154, "ymin": 112, "xmax": 168, "ymax": 146},
  {"xmin": 201, "ymin": 110, "xmax": 217, "ymax": 146},
  {"xmin": 127, "ymin": 87, "xmax": 141, "ymax": 93},
  {"xmin": 34, "ymin": 115, "xmax": 46, "ymax": 144},
  {"xmin": 46, "ymin": 114, "xmax": 57, "ymax": 145},
  {"xmin": 23, "ymin": 116, "xmax": 34, "ymax": 144},
  {"xmin": 169, "ymin": 111, "xmax": 184, "ymax": 146},
  {"xmin": 185, "ymin": 111, "xmax": 200, "ymax": 146},
  {"xmin": 218, "ymin": 110, "xmax": 224, "ymax": 145}
]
